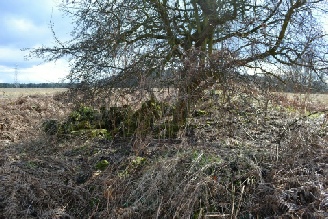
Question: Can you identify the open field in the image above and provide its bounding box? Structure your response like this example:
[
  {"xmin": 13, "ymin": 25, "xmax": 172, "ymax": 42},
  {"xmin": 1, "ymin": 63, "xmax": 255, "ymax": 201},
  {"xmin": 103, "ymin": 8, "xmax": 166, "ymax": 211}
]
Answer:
[
  {"xmin": 0, "ymin": 88, "xmax": 68, "ymax": 99},
  {"xmin": 277, "ymin": 92, "xmax": 328, "ymax": 106},
  {"xmin": 1, "ymin": 87, "xmax": 326, "ymax": 106}
]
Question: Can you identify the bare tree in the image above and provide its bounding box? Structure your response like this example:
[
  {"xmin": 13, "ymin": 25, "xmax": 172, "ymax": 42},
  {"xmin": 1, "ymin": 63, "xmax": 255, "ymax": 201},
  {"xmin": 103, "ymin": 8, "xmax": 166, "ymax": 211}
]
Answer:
[{"xmin": 30, "ymin": 0, "xmax": 328, "ymax": 125}]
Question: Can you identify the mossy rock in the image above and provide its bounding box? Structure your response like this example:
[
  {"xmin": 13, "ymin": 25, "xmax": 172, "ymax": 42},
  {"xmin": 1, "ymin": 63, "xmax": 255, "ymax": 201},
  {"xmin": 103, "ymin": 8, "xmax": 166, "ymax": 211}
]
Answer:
[
  {"xmin": 101, "ymin": 98, "xmax": 166, "ymax": 138},
  {"xmin": 128, "ymin": 98, "xmax": 163, "ymax": 138},
  {"xmin": 43, "ymin": 105, "xmax": 101, "ymax": 137},
  {"xmin": 69, "ymin": 105, "xmax": 97, "ymax": 122},
  {"xmin": 101, "ymin": 105, "xmax": 134, "ymax": 135},
  {"xmin": 42, "ymin": 105, "xmax": 99, "ymax": 136},
  {"xmin": 44, "ymin": 100, "xmax": 180, "ymax": 139}
]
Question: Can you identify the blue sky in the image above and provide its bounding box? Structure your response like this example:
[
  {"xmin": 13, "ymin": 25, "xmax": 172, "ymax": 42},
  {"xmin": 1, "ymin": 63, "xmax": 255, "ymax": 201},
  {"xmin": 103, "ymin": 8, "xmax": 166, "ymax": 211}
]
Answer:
[{"xmin": 0, "ymin": 0, "xmax": 71, "ymax": 83}]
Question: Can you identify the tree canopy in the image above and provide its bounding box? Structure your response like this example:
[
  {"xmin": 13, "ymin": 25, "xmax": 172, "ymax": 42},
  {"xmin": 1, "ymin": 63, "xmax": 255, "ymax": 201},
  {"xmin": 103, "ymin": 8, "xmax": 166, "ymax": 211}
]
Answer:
[
  {"xmin": 29, "ymin": 0, "xmax": 328, "ymax": 124},
  {"xmin": 31, "ymin": 0, "xmax": 328, "ymax": 84}
]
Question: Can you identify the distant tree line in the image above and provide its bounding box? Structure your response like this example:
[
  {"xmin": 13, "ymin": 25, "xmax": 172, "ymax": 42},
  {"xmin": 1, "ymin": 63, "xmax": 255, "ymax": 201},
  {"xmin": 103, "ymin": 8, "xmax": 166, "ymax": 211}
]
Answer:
[
  {"xmin": 1, "ymin": 77, "xmax": 326, "ymax": 93},
  {"xmin": 0, "ymin": 83, "xmax": 73, "ymax": 88}
]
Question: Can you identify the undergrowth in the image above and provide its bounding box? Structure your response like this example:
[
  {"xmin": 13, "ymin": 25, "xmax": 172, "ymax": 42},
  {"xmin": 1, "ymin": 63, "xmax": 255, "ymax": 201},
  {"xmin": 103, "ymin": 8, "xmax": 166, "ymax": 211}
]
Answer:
[{"xmin": 0, "ymin": 83, "xmax": 327, "ymax": 218}]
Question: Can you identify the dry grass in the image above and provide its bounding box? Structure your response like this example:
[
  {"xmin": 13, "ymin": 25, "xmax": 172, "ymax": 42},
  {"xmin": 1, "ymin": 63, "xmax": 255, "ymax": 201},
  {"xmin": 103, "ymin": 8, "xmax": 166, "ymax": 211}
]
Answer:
[
  {"xmin": 0, "ymin": 94, "xmax": 72, "ymax": 144},
  {"xmin": 0, "ymin": 86, "xmax": 327, "ymax": 218},
  {"xmin": 274, "ymin": 92, "xmax": 328, "ymax": 111},
  {"xmin": 0, "ymin": 88, "xmax": 67, "ymax": 99}
]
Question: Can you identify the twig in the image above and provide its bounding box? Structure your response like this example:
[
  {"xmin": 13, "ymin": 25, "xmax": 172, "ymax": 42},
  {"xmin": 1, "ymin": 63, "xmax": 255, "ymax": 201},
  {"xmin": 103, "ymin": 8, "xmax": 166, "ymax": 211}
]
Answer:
[
  {"xmin": 235, "ymin": 185, "xmax": 245, "ymax": 218},
  {"xmin": 156, "ymin": 196, "xmax": 163, "ymax": 219}
]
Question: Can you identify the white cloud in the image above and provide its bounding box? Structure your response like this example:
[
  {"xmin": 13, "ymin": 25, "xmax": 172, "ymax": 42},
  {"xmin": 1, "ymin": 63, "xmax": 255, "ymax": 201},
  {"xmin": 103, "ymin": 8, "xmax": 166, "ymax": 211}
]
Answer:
[
  {"xmin": 8, "ymin": 17, "xmax": 36, "ymax": 33},
  {"xmin": 19, "ymin": 60, "xmax": 70, "ymax": 83},
  {"xmin": 0, "ymin": 65, "xmax": 14, "ymax": 83},
  {"xmin": 0, "ymin": 47, "xmax": 27, "ymax": 64},
  {"xmin": 0, "ymin": 59, "xmax": 70, "ymax": 83},
  {"xmin": 2, "ymin": 16, "xmax": 51, "ymax": 46}
]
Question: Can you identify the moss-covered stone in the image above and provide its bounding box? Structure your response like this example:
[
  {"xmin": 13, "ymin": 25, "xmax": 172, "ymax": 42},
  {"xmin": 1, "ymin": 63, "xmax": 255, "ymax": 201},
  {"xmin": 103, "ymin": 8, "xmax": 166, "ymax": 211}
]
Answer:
[
  {"xmin": 43, "ymin": 99, "xmax": 183, "ymax": 140},
  {"xmin": 69, "ymin": 105, "xmax": 96, "ymax": 122},
  {"xmin": 129, "ymin": 98, "xmax": 162, "ymax": 138}
]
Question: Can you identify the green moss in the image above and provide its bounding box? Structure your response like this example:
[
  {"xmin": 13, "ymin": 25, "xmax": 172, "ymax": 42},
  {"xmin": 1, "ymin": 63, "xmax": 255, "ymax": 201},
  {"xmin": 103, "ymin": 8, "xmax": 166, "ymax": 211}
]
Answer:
[
  {"xmin": 90, "ymin": 129, "xmax": 112, "ymax": 139},
  {"xmin": 192, "ymin": 150, "xmax": 222, "ymax": 168},
  {"xmin": 127, "ymin": 98, "xmax": 163, "ymax": 138},
  {"xmin": 69, "ymin": 105, "xmax": 96, "ymax": 122},
  {"xmin": 131, "ymin": 156, "xmax": 146, "ymax": 167},
  {"xmin": 43, "ymin": 99, "xmax": 182, "ymax": 140},
  {"xmin": 192, "ymin": 109, "xmax": 208, "ymax": 117},
  {"xmin": 118, "ymin": 156, "xmax": 147, "ymax": 178},
  {"xmin": 95, "ymin": 160, "xmax": 109, "ymax": 171},
  {"xmin": 26, "ymin": 161, "xmax": 38, "ymax": 169},
  {"xmin": 308, "ymin": 112, "xmax": 324, "ymax": 119}
]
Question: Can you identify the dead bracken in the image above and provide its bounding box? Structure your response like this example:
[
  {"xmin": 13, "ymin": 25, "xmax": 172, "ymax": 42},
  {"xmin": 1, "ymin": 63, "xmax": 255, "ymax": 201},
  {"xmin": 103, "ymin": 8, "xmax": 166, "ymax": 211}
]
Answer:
[{"xmin": 0, "ymin": 87, "xmax": 327, "ymax": 218}]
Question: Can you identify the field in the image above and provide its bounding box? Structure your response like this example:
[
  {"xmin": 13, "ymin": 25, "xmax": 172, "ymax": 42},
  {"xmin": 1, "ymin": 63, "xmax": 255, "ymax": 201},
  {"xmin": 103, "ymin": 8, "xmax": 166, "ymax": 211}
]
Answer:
[
  {"xmin": 278, "ymin": 92, "xmax": 328, "ymax": 106},
  {"xmin": 0, "ymin": 89, "xmax": 71, "ymax": 144},
  {"xmin": 0, "ymin": 88, "xmax": 68, "ymax": 99},
  {"xmin": 1, "ymin": 87, "xmax": 327, "ymax": 104},
  {"xmin": 0, "ymin": 87, "xmax": 327, "ymax": 218}
]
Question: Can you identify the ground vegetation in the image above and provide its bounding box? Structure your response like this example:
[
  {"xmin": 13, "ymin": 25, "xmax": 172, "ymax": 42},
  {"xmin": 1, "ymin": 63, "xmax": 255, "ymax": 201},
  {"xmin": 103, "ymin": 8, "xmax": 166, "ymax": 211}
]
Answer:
[{"xmin": 0, "ymin": 86, "xmax": 327, "ymax": 218}]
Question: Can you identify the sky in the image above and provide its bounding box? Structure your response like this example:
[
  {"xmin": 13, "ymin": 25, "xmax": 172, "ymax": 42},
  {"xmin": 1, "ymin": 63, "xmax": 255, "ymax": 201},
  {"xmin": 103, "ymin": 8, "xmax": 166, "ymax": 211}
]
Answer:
[{"xmin": 0, "ymin": 0, "xmax": 71, "ymax": 83}]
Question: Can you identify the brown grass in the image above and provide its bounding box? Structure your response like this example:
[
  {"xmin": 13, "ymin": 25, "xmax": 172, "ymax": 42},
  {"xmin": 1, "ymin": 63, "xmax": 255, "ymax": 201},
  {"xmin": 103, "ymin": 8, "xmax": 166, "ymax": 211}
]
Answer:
[
  {"xmin": 0, "ymin": 93, "xmax": 72, "ymax": 143},
  {"xmin": 274, "ymin": 92, "xmax": 328, "ymax": 111},
  {"xmin": 0, "ymin": 88, "xmax": 68, "ymax": 99},
  {"xmin": 0, "ymin": 86, "xmax": 327, "ymax": 218}
]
